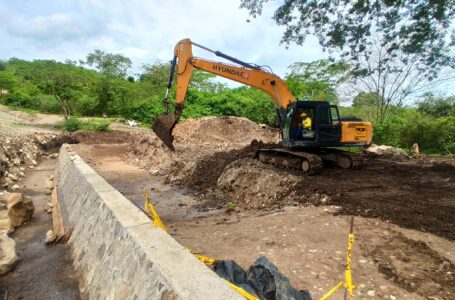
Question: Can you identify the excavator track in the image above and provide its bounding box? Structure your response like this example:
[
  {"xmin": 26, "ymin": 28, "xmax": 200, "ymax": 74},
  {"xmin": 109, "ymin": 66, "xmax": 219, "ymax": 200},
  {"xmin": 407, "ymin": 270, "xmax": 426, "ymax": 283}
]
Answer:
[
  {"xmin": 257, "ymin": 148, "xmax": 324, "ymax": 175},
  {"xmin": 256, "ymin": 148, "xmax": 363, "ymax": 175}
]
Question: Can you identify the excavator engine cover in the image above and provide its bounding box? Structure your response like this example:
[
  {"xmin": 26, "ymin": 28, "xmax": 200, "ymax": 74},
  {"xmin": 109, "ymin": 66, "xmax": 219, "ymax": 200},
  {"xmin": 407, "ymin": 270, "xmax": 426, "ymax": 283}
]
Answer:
[{"xmin": 152, "ymin": 114, "xmax": 177, "ymax": 151}]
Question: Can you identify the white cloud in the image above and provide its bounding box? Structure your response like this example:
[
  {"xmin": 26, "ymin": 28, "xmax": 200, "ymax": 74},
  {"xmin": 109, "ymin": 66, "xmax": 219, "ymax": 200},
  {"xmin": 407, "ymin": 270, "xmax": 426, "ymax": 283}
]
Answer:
[
  {"xmin": 0, "ymin": 0, "xmax": 453, "ymax": 95},
  {"xmin": 0, "ymin": 0, "xmax": 326, "ymax": 77}
]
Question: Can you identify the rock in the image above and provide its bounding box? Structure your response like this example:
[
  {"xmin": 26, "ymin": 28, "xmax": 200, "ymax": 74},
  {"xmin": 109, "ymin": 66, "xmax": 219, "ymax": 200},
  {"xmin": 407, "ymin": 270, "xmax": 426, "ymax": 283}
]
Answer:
[
  {"xmin": 5, "ymin": 177, "xmax": 13, "ymax": 185},
  {"xmin": 0, "ymin": 233, "xmax": 18, "ymax": 275},
  {"xmin": 48, "ymin": 174, "xmax": 54, "ymax": 181},
  {"xmin": 10, "ymin": 184, "xmax": 19, "ymax": 191},
  {"xmin": 6, "ymin": 193, "xmax": 34, "ymax": 227},
  {"xmin": 264, "ymin": 238, "xmax": 275, "ymax": 246},
  {"xmin": 364, "ymin": 144, "xmax": 407, "ymax": 157},
  {"xmin": 12, "ymin": 158, "xmax": 21, "ymax": 166},
  {"xmin": 45, "ymin": 189, "xmax": 52, "ymax": 195},
  {"xmin": 49, "ymin": 153, "xmax": 59, "ymax": 159},
  {"xmin": 367, "ymin": 289, "xmax": 375, "ymax": 297},
  {"xmin": 45, "ymin": 230, "xmax": 56, "ymax": 244},
  {"xmin": 7, "ymin": 173, "xmax": 18, "ymax": 181}
]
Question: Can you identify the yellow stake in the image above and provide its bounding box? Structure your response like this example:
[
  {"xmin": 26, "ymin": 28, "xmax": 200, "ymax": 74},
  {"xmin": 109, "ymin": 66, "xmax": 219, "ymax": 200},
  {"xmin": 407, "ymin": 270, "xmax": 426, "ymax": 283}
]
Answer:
[
  {"xmin": 144, "ymin": 189, "xmax": 168, "ymax": 232},
  {"xmin": 320, "ymin": 217, "xmax": 357, "ymax": 300}
]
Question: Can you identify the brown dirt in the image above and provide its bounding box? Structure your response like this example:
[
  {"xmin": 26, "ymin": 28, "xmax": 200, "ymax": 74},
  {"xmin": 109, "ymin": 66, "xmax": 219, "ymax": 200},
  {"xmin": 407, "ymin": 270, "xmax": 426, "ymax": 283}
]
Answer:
[
  {"xmin": 128, "ymin": 117, "xmax": 455, "ymax": 241},
  {"xmin": 71, "ymin": 128, "xmax": 455, "ymax": 300}
]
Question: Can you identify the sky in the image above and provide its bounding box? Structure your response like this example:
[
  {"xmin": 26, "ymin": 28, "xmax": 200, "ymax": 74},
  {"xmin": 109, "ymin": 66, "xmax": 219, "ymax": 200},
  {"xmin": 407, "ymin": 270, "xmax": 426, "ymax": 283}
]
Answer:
[
  {"xmin": 1, "ymin": 0, "xmax": 453, "ymax": 97},
  {"xmin": 0, "ymin": 0, "xmax": 325, "ymax": 78}
]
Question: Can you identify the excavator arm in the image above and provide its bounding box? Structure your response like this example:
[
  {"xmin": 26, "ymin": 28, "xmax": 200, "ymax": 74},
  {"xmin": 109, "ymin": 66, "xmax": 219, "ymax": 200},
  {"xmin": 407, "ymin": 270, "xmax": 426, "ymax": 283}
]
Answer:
[{"xmin": 153, "ymin": 38, "xmax": 295, "ymax": 150}]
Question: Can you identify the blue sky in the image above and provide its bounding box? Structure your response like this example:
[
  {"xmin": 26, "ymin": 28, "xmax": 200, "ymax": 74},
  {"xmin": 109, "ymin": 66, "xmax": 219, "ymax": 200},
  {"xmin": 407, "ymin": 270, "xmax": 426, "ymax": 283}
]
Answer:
[{"xmin": 1, "ymin": 0, "xmax": 453, "ymax": 98}]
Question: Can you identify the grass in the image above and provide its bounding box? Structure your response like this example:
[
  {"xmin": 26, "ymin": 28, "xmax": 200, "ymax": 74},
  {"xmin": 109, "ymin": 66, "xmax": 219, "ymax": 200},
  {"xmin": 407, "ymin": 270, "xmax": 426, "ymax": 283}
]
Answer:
[{"xmin": 60, "ymin": 118, "xmax": 111, "ymax": 132}]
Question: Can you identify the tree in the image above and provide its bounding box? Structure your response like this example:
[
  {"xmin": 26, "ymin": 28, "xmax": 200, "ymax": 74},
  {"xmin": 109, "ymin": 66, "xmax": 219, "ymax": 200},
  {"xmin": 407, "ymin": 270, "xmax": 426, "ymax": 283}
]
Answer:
[
  {"xmin": 37, "ymin": 62, "xmax": 87, "ymax": 119},
  {"xmin": 0, "ymin": 71, "xmax": 19, "ymax": 91},
  {"xmin": 240, "ymin": 0, "xmax": 455, "ymax": 76},
  {"xmin": 352, "ymin": 92, "xmax": 381, "ymax": 121},
  {"xmin": 347, "ymin": 41, "xmax": 454, "ymax": 122},
  {"xmin": 285, "ymin": 59, "xmax": 350, "ymax": 103},
  {"xmin": 86, "ymin": 50, "xmax": 132, "ymax": 115},
  {"xmin": 86, "ymin": 50, "xmax": 132, "ymax": 78},
  {"xmin": 417, "ymin": 93, "xmax": 455, "ymax": 117}
]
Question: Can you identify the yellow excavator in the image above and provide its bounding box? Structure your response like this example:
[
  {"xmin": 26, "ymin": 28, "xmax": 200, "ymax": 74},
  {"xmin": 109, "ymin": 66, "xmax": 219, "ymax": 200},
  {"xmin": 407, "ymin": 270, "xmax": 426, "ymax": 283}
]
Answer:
[{"xmin": 153, "ymin": 39, "xmax": 373, "ymax": 174}]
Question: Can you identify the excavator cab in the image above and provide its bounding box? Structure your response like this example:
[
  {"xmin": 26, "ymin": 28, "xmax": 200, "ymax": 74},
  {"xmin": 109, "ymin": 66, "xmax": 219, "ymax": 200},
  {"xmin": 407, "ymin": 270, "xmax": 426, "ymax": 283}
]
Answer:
[{"xmin": 282, "ymin": 101, "xmax": 342, "ymax": 148}]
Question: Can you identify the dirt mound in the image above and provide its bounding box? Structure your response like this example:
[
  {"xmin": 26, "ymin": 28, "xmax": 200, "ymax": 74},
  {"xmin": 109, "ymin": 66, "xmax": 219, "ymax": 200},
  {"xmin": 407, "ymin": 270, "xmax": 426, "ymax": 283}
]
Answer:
[
  {"xmin": 73, "ymin": 131, "xmax": 132, "ymax": 144},
  {"xmin": 173, "ymin": 116, "xmax": 279, "ymax": 149},
  {"xmin": 130, "ymin": 116, "xmax": 455, "ymax": 240},
  {"xmin": 130, "ymin": 117, "xmax": 279, "ymax": 182}
]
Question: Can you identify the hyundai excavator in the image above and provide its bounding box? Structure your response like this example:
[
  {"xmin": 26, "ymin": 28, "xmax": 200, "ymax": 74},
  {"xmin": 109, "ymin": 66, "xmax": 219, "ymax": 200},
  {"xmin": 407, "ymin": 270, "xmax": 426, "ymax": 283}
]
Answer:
[{"xmin": 153, "ymin": 39, "xmax": 373, "ymax": 174}]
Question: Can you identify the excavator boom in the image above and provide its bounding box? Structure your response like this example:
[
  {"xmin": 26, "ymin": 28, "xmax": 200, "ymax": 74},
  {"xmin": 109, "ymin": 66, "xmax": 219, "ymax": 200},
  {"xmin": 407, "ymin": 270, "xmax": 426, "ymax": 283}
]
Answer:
[{"xmin": 153, "ymin": 39, "xmax": 294, "ymax": 149}]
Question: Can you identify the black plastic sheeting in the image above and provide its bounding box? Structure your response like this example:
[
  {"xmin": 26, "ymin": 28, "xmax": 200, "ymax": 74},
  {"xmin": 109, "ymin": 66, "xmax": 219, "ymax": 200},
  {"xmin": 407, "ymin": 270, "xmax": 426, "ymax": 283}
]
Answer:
[{"xmin": 212, "ymin": 256, "xmax": 312, "ymax": 300}]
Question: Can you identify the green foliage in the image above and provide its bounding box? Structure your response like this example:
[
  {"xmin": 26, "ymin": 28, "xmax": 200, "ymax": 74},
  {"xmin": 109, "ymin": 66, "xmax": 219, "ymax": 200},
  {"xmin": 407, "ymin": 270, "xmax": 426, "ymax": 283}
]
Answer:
[
  {"xmin": 60, "ymin": 118, "xmax": 111, "ymax": 132},
  {"xmin": 417, "ymin": 93, "xmax": 455, "ymax": 118},
  {"xmin": 60, "ymin": 118, "xmax": 82, "ymax": 132},
  {"xmin": 0, "ymin": 71, "xmax": 20, "ymax": 90},
  {"xmin": 285, "ymin": 59, "xmax": 349, "ymax": 103},
  {"xmin": 226, "ymin": 202, "xmax": 237, "ymax": 209},
  {"xmin": 3, "ymin": 55, "xmax": 454, "ymax": 155},
  {"xmin": 85, "ymin": 49, "xmax": 132, "ymax": 78},
  {"xmin": 240, "ymin": 0, "xmax": 455, "ymax": 75}
]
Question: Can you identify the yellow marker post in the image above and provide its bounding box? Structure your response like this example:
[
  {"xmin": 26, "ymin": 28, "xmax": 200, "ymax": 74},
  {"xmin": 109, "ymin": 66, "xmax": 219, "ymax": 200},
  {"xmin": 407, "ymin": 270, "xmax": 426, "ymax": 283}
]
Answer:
[
  {"xmin": 320, "ymin": 217, "xmax": 357, "ymax": 300},
  {"xmin": 144, "ymin": 189, "xmax": 168, "ymax": 232}
]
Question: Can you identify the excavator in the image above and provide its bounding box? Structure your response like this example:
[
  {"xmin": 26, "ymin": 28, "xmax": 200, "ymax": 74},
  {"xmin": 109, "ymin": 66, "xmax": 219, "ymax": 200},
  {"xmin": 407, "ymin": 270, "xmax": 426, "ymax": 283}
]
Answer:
[{"xmin": 153, "ymin": 39, "xmax": 373, "ymax": 174}]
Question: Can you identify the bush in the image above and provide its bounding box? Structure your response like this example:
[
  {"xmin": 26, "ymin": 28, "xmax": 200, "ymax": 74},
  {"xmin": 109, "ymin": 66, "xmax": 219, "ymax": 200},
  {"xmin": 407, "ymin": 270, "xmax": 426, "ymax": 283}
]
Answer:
[
  {"xmin": 92, "ymin": 120, "xmax": 111, "ymax": 132},
  {"xmin": 60, "ymin": 118, "xmax": 111, "ymax": 132},
  {"xmin": 61, "ymin": 118, "xmax": 82, "ymax": 132}
]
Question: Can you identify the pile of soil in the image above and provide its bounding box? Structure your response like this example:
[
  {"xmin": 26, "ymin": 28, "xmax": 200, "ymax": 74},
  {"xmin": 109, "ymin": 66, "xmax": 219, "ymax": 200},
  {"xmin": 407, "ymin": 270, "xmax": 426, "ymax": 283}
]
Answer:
[
  {"xmin": 130, "ymin": 116, "xmax": 455, "ymax": 240},
  {"xmin": 130, "ymin": 116, "xmax": 279, "ymax": 182}
]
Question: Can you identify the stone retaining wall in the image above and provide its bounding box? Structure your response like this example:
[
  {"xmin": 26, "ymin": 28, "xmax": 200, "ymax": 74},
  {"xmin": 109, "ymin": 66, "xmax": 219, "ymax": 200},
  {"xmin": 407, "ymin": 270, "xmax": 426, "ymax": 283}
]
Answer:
[{"xmin": 57, "ymin": 145, "xmax": 241, "ymax": 299}]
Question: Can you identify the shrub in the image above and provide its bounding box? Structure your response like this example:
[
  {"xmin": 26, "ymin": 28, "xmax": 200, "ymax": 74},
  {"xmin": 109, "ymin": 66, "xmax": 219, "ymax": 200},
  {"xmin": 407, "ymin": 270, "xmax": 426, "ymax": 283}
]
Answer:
[
  {"xmin": 61, "ymin": 118, "xmax": 82, "ymax": 132},
  {"xmin": 93, "ymin": 120, "xmax": 111, "ymax": 132}
]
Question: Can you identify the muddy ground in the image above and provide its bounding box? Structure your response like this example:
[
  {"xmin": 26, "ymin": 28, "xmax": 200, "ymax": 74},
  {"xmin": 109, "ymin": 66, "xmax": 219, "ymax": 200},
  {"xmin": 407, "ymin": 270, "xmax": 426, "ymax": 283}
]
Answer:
[
  {"xmin": 0, "ymin": 159, "xmax": 80, "ymax": 300},
  {"xmin": 71, "ymin": 124, "xmax": 455, "ymax": 300}
]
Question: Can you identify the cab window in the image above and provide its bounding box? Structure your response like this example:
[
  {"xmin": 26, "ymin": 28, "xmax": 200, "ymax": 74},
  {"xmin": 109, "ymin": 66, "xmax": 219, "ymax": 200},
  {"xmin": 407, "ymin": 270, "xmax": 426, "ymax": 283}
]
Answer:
[{"xmin": 330, "ymin": 106, "xmax": 340, "ymax": 125}]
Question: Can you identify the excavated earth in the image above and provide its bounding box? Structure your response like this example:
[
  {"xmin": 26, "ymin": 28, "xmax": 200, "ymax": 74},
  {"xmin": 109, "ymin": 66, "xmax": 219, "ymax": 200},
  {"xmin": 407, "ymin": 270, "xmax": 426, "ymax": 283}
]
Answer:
[
  {"xmin": 130, "ymin": 116, "xmax": 455, "ymax": 241},
  {"xmin": 70, "ymin": 116, "xmax": 455, "ymax": 300}
]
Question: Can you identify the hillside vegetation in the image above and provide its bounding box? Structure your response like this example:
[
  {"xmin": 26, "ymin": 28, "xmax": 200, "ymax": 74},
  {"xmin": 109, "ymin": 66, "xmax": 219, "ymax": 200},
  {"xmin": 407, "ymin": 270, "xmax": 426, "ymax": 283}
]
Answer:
[{"xmin": 0, "ymin": 56, "xmax": 454, "ymax": 155}]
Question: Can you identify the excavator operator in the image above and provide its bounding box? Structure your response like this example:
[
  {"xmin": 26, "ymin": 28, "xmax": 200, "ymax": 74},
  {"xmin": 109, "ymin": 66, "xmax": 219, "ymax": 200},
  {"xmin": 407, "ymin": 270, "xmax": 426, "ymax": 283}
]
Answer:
[
  {"xmin": 292, "ymin": 111, "xmax": 312, "ymax": 140},
  {"xmin": 301, "ymin": 112, "xmax": 312, "ymax": 132}
]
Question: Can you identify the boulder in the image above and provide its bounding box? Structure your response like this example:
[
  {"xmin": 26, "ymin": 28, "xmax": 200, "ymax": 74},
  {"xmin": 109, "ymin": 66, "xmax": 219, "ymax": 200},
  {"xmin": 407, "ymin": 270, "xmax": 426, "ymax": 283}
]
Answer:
[
  {"xmin": 0, "ymin": 233, "xmax": 18, "ymax": 275},
  {"xmin": 364, "ymin": 144, "xmax": 407, "ymax": 157},
  {"xmin": 45, "ymin": 230, "xmax": 56, "ymax": 244},
  {"xmin": 6, "ymin": 193, "xmax": 34, "ymax": 227}
]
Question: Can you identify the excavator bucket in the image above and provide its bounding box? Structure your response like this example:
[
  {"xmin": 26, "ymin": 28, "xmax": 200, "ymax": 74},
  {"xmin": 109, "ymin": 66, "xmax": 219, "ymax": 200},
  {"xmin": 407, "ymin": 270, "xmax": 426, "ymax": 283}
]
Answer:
[{"xmin": 152, "ymin": 114, "xmax": 177, "ymax": 151}]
